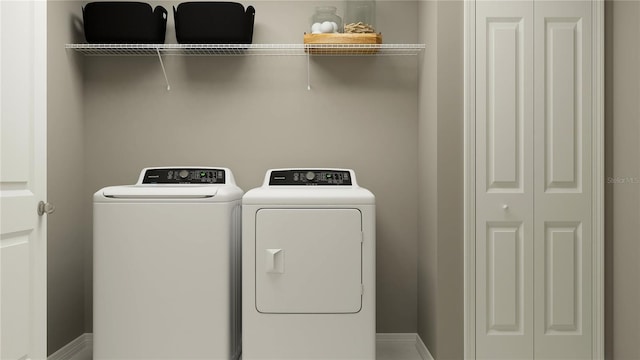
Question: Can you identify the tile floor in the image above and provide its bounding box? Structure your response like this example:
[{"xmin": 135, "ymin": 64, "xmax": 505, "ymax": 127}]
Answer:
[
  {"xmin": 376, "ymin": 340, "xmax": 424, "ymax": 360},
  {"xmin": 70, "ymin": 341, "xmax": 424, "ymax": 360}
]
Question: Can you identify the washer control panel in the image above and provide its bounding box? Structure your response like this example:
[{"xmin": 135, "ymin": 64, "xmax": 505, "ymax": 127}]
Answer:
[
  {"xmin": 142, "ymin": 168, "xmax": 226, "ymax": 184},
  {"xmin": 269, "ymin": 169, "xmax": 352, "ymax": 186}
]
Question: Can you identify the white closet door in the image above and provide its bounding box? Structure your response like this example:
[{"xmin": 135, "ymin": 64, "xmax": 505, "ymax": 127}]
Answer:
[
  {"xmin": 0, "ymin": 0, "xmax": 47, "ymax": 359},
  {"xmin": 475, "ymin": 2, "xmax": 534, "ymax": 359},
  {"xmin": 533, "ymin": 1, "xmax": 592, "ymax": 359}
]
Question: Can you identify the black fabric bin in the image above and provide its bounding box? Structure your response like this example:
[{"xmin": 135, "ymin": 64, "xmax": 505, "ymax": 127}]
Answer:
[
  {"xmin": 83, "ymin": 2, "xmax": 167, "ymax": 43},
  {"xmin": 174, "ymin": 2, "xmax": 255, "ymax": 44}
]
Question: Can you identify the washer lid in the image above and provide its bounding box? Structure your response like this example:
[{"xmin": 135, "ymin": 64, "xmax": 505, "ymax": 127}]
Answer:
[{"xmin": 102, "ymin": 186, "xmax": 218, "ymax": 199}]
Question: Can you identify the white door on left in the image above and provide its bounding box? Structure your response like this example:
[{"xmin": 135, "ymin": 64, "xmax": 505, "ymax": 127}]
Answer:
[{"xmin": 0, "ymin": 0, "xmax": 48, "ymax": 359}]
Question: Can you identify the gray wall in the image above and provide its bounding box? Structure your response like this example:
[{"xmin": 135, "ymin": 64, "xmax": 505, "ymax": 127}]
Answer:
[
  {"xmin": 417, "ymin": 1, "xmax": 464, "ymax": 359},
  {"xmin": 417, "ymin": 0, "xmax": 438, "ymax": 355},
  {"xmin": 46, "ymin": 1, "xmax": 640, "ymax": 359},
  {"xmin": 80, "ymin": 0, "xmax": 420, "ymax": 334},
  {"xmin": 47, "ymin": 1, "xmax": 86, "ymax": 355},
  {"xmin": 605, "ymin": 1, "xmax": 640, "ymax": 359},
  {"xmin": 433, "ymin": 1, "xmax": 463, "ymax": 358}
]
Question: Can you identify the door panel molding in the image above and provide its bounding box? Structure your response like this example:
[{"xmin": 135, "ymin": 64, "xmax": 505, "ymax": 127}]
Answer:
[
  {"xmin": 486, "ymin": 19, "xmax": 525, "ymax": 192},
  {"xmin": 486, "ymin": 223, "xmax": 524, "ymax": 334},
  {"xmin": 544, "ymin": 19, "xmax": 583, "ymax": 192},
  {"xmin": 544, "ymin": 222, "xmax": 582, "ymax": 334}
]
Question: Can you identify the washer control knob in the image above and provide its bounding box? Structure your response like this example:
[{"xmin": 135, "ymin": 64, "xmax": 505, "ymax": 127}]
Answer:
[
  {"xmin": 305, "ymin": 171, "xmax": 316, "ymax": 181},
  {"xmin": 179, "ymin": 170, "xmax": 190, "ymax": 179}
]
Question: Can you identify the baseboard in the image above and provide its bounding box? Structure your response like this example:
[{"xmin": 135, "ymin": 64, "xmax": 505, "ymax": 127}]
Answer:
[
  {"xmin": 376, "ymin": 333, "xmax": 434, "ymax": 360},
  {"xmin": 48, "ymin": 333, "xmax": 93, "ymax": 360},
  {"xmin": 376, "ymin": 332, "xmax": 419, "ymax": 343},
  {"xmin": 414, "ymin": 334, "xmax": 435, "ymax": 360}
]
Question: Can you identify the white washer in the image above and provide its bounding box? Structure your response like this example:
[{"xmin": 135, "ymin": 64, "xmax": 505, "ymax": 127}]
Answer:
[
  {"xmin": 242, "ymin": 168, "xmax": 376, "ymax": 360},
  {"xmin": 93, "ymin": 167, "xmax": 243, "ymax": 360}
]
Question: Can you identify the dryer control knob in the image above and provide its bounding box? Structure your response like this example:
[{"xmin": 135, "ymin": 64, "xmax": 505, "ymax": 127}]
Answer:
[
  {"xmin": 179, "ymin": 170, "xmax": 190, "ymax": 179},
  {"xmin": 305, "ymin": 171, "xmax": 316, "ymax": 181}
]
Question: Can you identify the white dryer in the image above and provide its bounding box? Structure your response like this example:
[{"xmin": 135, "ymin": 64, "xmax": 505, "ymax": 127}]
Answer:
[
  {"xmin": 93, "ymin": 167, "xmax": 243, "ymax": 360},
  {"xmin": 242, "ymin": 168, "xmax": 375, "ymax": 360}
]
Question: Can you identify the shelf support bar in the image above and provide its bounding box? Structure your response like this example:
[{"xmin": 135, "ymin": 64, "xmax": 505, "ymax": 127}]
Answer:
[
  {"xmin": 306, "ymin": 52, "xmax": 311, "ymax": 91},
  {"xmin": 156, "ymin": 48, "xmax": 171, "ymax": 91}
]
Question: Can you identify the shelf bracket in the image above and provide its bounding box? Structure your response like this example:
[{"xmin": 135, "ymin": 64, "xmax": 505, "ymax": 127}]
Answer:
[
  {"xmin": 156, "ymin": 48, "xmax": 171, "ymax": 91},
  {"xmin": 306, "ymin": 52, "xmax": 311, "ymax": 91}
]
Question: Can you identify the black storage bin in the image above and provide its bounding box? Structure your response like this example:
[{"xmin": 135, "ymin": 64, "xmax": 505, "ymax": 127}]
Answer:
[
  {"xmin": 83, "ymin": 2, "xmax": 167, "ymax": 43},
  {"xmin": 174, "ymin": 2, "xmax": 255, "ymax": 44}
]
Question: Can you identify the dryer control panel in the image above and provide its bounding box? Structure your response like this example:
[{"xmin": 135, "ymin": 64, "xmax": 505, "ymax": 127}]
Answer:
[
  {"xmin": 142, "ymin": 168, "xmax": 226, "ymax": 184},
  {"xmin": 269, "ymin": 169, "xmax": 352, "ymax": 186}
]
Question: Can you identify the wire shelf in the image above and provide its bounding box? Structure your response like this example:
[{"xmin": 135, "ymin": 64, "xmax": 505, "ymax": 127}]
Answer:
[
  {"xmin": 65, "ymin": 43, "xmax": 425, "ymax": 56},
  {"xmin": 65, "ymin": 43, "xmax": 425, "ymax": 91}
]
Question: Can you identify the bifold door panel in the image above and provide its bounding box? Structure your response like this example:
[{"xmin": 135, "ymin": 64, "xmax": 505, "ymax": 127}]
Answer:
[
  {"xmin": 533, "ymin": 3, "xmax": 592, "ymax": 358},
  {"xmin": 475, "ymin": 2, "xmax": 535, "ymax": 358},
  {"xmin": 255, "ymin": 208, "xmax": 362, "ymax": 314}
]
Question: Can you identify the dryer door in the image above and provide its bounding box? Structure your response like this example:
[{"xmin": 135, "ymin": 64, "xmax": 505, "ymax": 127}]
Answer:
[{"xmin": 255, "ymin": 208, "xmax": 362, "ymax": 314}]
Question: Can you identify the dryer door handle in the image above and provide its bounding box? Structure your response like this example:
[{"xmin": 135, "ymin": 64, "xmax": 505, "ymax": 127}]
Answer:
[{"xmin": 266, "ymin": 249, "xmax": 284, "ymax": 274}]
